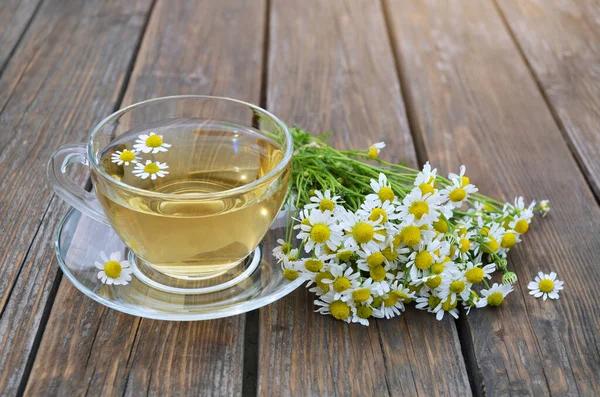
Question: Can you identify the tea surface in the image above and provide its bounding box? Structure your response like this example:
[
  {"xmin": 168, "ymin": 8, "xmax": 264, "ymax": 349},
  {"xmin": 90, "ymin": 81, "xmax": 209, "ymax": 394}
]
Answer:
[{"xmin": 96, "ymin": 120, "xmax": 288, "ymax": 278}]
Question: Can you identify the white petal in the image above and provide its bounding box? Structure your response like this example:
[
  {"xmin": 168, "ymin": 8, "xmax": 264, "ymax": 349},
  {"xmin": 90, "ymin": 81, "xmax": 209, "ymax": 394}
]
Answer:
[{"xmin": 549, "ymin": 272, "xmax": 557, "ymax": 280}]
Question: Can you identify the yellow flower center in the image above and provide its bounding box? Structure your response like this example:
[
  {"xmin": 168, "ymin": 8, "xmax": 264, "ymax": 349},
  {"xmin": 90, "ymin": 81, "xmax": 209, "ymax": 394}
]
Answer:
[
  {"xmin": 352, "ymin": 288, "xmax": 371, "ymax": 303},
  {"xmin": 372, "ymin": 296, "xmax": 383, "ymax": 308},
  {"xmin": 392, "ymin": 233, "xmax": 402, "ymax": 248},
  {"xmin": 119, "ymin": 150, "xmax": 135, "ymax": 162},
  {"xmin": 539, "ymin": 279, "xmax": 555, "ymax": 293},
  {"xmin": 433, "ymin": 218, "xmax": 448, "ymax": 233},
  {"xmin": 104, "ymin": 260, "xmax": 122, "ymax": 278},
  {"xmin": 419, "ymin": 183, "xmax": 434, "ymax": 196},
  {"xmin": 367, "ymin": 146, "xmax": 378, "ymax": 159},
  {"xmin": 304, "ymin": 259, "xmax": 323, "ymax": 272},
  {"xmin": 370, "ymin": 265, "xmax": 386, "ymax": 282},
  {"xmin": 281, "ymin": 243, "xmax": 291, "ymax": 254},
  {"xmin": 394, "ymin": 291, "xmax": 412, "ymax": 303},
  {"xmin": 310, "ymin": 224, "xmax": 331, "ymax": 243},
  {"xmin": 315, "ymin": 271, "xmax": 333, "ymax": 291},
  {"xmin": 336, "ymin": 250, "xmax": 353, "ymax": 261},
  {"xmin": 449, "ymin": 188, "xmax": 466, "ymax": 202},
  {"xmin": 458, "ymin": 227, "xmax": 467, "ymax": 236},
  {"xmin": 431, "ymin": 263, "xmax": 444, "ymax": 274},
  {"xmin": 145, "ymin": 134, "xmax": 163, "ymax": 147},
  {"xmin": 459, "ymin": 238, "xmax": 470, "ymax": 253},
  {"xmin": 382, "ymin": 247, "xmax": 398, "ymax": 261},
  {"xmin": 283, "ymin": 269, "xmax": 299, "ymax": 281},
  {"xmin": 415, "ymin": 251, "xmax": 433, "ymax": 270},
  {"xmin": 330, "ymin": 300, "xmax": 351, "ymax": 320},
  {"xmin": 487, "ymin": 292, "xmax": 504, "ymax": 306},
  {"xmin": 465, "ymin": 268, "xmax": 484, "ymax": 284},
  {"xmin": 480, "ymin": 227, "xmax": 489, "ymax": 236},
  {"xmin": 514, "ymin": 219, "xmax": 529, "ymax": 234},
  {"xmin": 384, "ymin": 294, "xmax": 400, "ymax": 307},
  {"xmin": 450, "ymin": 280, "xmax": 466, "ymax": 293},
  {"xmin": 442, "ymin": 296, "xmax": 457, "ymax": 311},
  {"xmin": 483, "ymin": 237, "xmax": 499, "ymax": 254},
  {"xmin": 501, "ymin": 232, "xmax": 517, "ymax": 249},
  {"xmin": 301, "ymin": 218, "xmax": 311, "ymax": 226},
  {"xmin": 352, "ymin": 222, "xmax": 374, "ymax": 244},
  {"xmin": 402, "ymin": 225, "xmax": 421, "ymax": 246},
  {"xmin": 425, "ymin": 276, "xmax": 442, "ymax": 289},
  {"xmin": 319, "ymin": 199, "xmax": 335, "ymax": 212},
  {"xmin": 357, "ymin": 305, "xmax": 373, "ymax": 319},
  {"xmin": 333, "ymin": 277, "xmax": 351, "ymax": 292},
  {"xmin": 369, "ymin": 208, "xmax": 388, "ymax": 223},
  {"xmin": 366, "ymin": 252, "xmax": 385, "ymax": 267},
  {"xmin": 378, "ymin": 187, "xmax": 395, "ymax": 203},
  {"xmin": 428, "ymin": 295, "xmax": 442, "ymax": 308},
  {"xmin": 409, "ymin": 201, "xmax": 429, "ymax": 220},
  {"xmin": 461, "ymin": 176, "xmax": 470, "ymax": 187},
  {"xmin": 143, "ymin": 163, "xmax": 160, "ymax": 174}
]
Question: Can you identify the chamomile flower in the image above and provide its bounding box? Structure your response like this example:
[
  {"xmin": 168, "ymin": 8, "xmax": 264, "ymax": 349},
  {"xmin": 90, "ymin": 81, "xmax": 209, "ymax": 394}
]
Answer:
[
  {"xmin": 433, "ymin": 295, "xmax": 460, "ymax": 320},
  {"xmin": 438, "ymin": 271, "xmax": 471, "ymax": 304},
  {"xmin": 509, "ymin": 214, "xmax": 531, "ymax": 235},
  {"xmin": 348, "ymin": 278, "xmax": 382, "ymax": 305},
  {"xmin": 415, "ymin": 290, "xmax": 442, "ymax": 313},
  {"xmin": 339, "ymin": 211, "xmax": 386, "ymax": 252},
  {"xmin": 498, "ymin": 231, "xmax": 522, "ymax": 257},
  {"xmin": 365, "ymin": 262, "xmax": 394, "ymax": 293},
  {"xmin": 366, "ymin": 173, "xmax": 399, "ymax": 205},
  {"xmin": 133, "ymin": 160, "xmax": 169, "ymax": 180},
  {"xmin": 462, "ymin": 262, "xmax": 495, "ymax": 285},
  {"xmin": 305, "ymin": 190, "xmax": 342, "ymax": 212},
  {"xmin": 414, "ymin": 161, "xmax": 438, "ymax": 195},
  {"xmin": 406, "ymin": 238, "xmax": 442, "ymax": 280},
  {"xmin": 397, "ymin": 187, "xmax": 444, "ymax": 227},
  {"xmin": 315, "ymin": 294, "xmax": 355, "ymax": 322},
  {"xmin": 476, "ymin": 283, "xmax": 513, "ymax": 307},
  {"xmin": 367, "ymin": 141, "xmax": 386, "ymax": 159},
  {"xmin": 308, "ymin": 269, "xmax": 334, "ymax": 295},
  {"xmin": 356, "ymin": 198, "xmax": 399, "ymax": 225},
  {"xmin": 281, "ymin": 257, "xmax": 300, "ymax": 281},
  {"xmin": 351, "ymin": 305, "xmax": 374, "ymax": 326},
  {"xmin": 443, "ymin": 165, "xmax": 478, "ymax": 208},
  {"xmin": 110, "ymin": 149, "xmax": 139, "ymax": 166},
  {"xmin": 512, "ymin": 196, "xmax": 535, "ymax": 220},
  {"xmin": 481, "ymin": 222, "xmax": 505, "ymax": 255},
  {"xmin": 355, "ymin": 247, "xmax": 387, "ymax": 272},
  {"xmin": 321, "ymin": 264, "xmax": 361, "ymax": 300},
  {"xmin": 272, "ymin": 239, "xmax": 293, "ymax": 260},
  {"xmin": 528, "ymin": 272, "xmax": 563, "ymax": 300},
  {"xmin": 94, "ymin": 251, "xmax": 132, "ymax": 285},
  {"xmin": 133, "ymin": 132, "xmax": 172, "ymax": 153},
  {"xmin": 379, "ymin": 283, "xmax": 412, "ymax": 319},
  {"xmin": 296, "ymin": 209, "xmax": 343, "ymax": 254}
]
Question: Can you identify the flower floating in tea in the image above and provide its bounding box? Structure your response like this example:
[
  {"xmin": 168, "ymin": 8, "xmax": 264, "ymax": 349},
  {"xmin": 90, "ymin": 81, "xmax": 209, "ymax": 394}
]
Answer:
[
  {"xmin": 133, "ymin": 160, "xmax": 169, "ymax": 180},
  {"xmin": 133, "ymin": 132, "xmax": 172, "ymax": 154},
  {"xmin": 274, "ymin": 126, "xmax": 556, "ymax": 325},
  {"xmin": 111, "ymin": 149, "xmax": 140, "ymax": 166},
  {"xmin": 95, "ymin": 251, "xmax": 133, "ymax": 285}
]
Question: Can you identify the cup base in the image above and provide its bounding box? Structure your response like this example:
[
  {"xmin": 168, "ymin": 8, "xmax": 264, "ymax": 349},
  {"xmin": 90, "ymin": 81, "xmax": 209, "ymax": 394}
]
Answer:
[{"xmin": 127, "ymin": 247, "xmax": 262, "ymax": 295}]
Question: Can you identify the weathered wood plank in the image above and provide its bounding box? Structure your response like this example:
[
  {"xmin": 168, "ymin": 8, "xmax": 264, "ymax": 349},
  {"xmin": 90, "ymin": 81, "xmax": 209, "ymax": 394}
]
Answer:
[
  {"xmin": 495, "ymin": 0, "xmax": 600, "ymax": 199},
  {"xmin": 258, "ymin": 0, "xmax": 471, "ymax": 395},
  {"xmin": 0, "ymin": 0, "xmax": 154, "ymax": 394},
  {"xmin": 385, "ymin": 0, "xmax": 600, "ymax": 395},
  {"xmin": 25, "ymin": 0, "xmax": 266, "ymax": 395},
  {"xmin": 0, "ymin": 0, "xmax": 42, "ymax": 74}
]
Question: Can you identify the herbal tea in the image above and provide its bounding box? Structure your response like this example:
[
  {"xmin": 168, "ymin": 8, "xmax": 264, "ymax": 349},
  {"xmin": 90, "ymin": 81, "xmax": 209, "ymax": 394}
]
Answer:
[{"xmin": 94, "ymin": 120, "xmax": 289, "ymax": 279}]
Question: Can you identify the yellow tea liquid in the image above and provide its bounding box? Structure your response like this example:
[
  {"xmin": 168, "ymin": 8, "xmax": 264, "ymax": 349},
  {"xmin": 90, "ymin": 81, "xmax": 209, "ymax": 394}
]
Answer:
[{"xmin": 94, "ymin": 120, "xmax": 289, "ymax": 279}]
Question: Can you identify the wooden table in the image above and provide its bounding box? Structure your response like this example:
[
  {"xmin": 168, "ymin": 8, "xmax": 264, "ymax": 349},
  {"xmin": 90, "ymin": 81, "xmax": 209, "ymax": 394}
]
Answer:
[{"xmin": 1, "ymin": 0, "xmax": 599, "ymax": 395}]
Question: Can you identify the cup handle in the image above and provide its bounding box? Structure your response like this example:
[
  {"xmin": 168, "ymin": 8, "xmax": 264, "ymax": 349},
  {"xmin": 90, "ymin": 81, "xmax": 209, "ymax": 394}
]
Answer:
[{"xmin": 47, "ymin": 143, "xmax": 109, "ymax": 225}]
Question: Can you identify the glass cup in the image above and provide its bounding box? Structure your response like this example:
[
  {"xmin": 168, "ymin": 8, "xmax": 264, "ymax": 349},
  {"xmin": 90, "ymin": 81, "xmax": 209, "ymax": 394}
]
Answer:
[{"xmin": 48, "ymin": 96, "xmax": 292, "ymax": 287}]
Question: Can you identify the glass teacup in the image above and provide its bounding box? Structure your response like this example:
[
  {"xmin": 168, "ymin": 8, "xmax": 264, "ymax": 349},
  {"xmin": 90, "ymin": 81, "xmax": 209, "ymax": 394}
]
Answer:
[{"xmin": 48, "ymin": 96, "xmax": 292, "ymax": 286}]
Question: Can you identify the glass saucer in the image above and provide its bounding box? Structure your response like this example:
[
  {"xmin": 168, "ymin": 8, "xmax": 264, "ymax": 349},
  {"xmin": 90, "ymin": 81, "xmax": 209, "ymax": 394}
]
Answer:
[{"xmin": 55, "ymin": 208, "xmax": 303, "ymax": 321}]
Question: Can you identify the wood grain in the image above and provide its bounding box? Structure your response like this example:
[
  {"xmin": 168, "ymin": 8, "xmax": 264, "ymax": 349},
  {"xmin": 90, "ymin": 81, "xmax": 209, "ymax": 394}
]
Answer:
[
  {"xmin": 24, "ymin": 0, "xmax": 266, "ymax": 395},
  {"xmin": 0, "ymin": 0, "xmax": 153, "ymax": 394},
  {"xmin": 494, "ymin": 0, "xmax": 600, "ymax": 200},
  {"xmin": 258, "ymin": 0, "xmax": 471, "ymax": 395},
  {"xmin": 0, "ymin": 0, "xmax": 42, "ymax": 74},
  {"xmin": 385, "ymin": 0, "xmax": 600, "ymax": 395}
]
